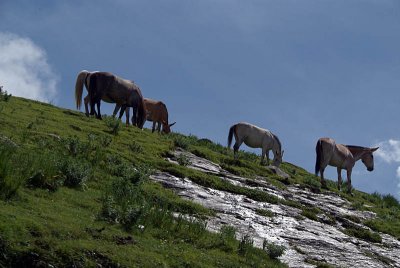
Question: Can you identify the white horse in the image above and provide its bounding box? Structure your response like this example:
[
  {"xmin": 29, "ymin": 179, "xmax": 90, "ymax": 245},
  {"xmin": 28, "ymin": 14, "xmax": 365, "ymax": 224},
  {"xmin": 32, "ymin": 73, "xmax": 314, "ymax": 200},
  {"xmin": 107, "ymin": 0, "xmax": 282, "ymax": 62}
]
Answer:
[
  {"xmin": 315, "ymin": 137, "xmax": 378, "ymax": 193},
  {"xmin": 227, "ymin": 122, "xmax": 284, "ymax": 167}
]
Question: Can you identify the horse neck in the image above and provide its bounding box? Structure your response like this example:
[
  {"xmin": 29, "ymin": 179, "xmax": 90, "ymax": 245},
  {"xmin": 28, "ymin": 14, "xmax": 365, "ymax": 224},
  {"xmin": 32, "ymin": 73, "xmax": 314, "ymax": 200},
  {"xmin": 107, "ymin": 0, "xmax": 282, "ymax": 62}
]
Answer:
[
  {"xmin": 346, "ymin": 146, "xmax": 366, "ymax": 161},
  {"xmin": 271, "ymin": 135, "xmax": 281, "ymax": 155}
]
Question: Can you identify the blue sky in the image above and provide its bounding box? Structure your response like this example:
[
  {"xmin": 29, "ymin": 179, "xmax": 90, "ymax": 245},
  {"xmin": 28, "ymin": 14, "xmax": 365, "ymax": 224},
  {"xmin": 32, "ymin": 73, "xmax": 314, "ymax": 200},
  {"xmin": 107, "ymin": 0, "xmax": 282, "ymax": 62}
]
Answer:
[{"xmin": 1, "ymin": 1, "xmax": 400, "ymax": 199}]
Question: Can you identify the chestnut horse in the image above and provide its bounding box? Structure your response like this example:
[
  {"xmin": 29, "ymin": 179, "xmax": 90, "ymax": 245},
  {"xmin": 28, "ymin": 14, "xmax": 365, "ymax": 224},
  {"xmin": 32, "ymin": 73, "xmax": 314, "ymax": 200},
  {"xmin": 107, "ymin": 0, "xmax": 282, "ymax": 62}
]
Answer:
[
  {"xmin": 144, "ymin": 98, "xmax": 175, "ymax": 134},
  {"xmin": 75, "ymin": 70, "xmax": 146, "ymax": 128},
  {"xmin": 315, "ymin": 137, "xmax": 378, "ymax": 193},
  {"xmin": 227, "ymin": 122, "xmax": 284, "ymax": 167}
]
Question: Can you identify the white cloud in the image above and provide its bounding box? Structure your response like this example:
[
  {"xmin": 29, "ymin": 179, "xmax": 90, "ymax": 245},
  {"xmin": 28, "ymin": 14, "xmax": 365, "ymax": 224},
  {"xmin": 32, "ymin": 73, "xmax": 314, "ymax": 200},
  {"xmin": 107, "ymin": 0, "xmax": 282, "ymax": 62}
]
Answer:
[
  {"xmin": 374, "ymin": 139, "xmax": 400, "ymax": 164},
  {"xmin": 0, "ymin": 32, "xmax": 58, "ymax": 103},
  {"xmin": 375, "ymin": 139, "xmax": 400, "ymax": 197}
]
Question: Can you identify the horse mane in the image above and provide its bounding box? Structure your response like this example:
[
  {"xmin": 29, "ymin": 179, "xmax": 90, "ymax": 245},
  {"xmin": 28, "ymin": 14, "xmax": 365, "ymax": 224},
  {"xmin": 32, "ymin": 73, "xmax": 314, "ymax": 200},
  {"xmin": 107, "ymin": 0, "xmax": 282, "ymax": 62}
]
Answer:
[
  {"xmin": 345, "ymin": 145, "xmax": 367, "ymax": 150},
  {"xmin": 272, "ymin": 133, "xmax": 282, "ymax": 152},
  {"xmin": 160, "ymin": 102, "xmax": 168, "ymax": 122}
]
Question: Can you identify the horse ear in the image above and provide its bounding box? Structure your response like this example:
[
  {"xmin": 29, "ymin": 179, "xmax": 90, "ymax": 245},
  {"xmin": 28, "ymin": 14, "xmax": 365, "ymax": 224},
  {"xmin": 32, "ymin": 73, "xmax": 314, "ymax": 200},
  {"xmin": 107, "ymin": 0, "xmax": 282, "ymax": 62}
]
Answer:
[
  {"xmin": 370, "ymin": 147, "xmax": 379, "ymax": 152},
  {"xmin": 169, "ymin": 122, "xmax": 176, "ymax": 127}
]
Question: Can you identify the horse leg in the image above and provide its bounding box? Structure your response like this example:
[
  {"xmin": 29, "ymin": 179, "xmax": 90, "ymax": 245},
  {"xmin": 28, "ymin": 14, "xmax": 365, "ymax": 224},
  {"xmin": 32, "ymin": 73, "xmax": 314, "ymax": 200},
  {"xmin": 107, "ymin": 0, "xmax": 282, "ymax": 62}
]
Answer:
[
  {"xmin": 157, "ymin": 122, "xmax": 161, "ymax": 133},
  {"xmin": 266, "ymin": 150, "xmax": 270, "ymax": 166},
  {"xmin": 320, "ymin": 167, "xmax": 328, "ymax": 189},
  {"xmin": 152, "ymin": 122, "xmax": 156, "ymax": 133},
  {"xmin": 113, "ymin": 104, "xmax": 121, "ymax": 118},
  {"xmin": 346, "ymin": 169, "xmax": 353, "ymax": 194},
  {"xmin": 118, "ymin": 105, "xmax": 126, "ymax": 119},
  {"xmin": 233, "ymin": 141, "xmax": 242, "ymax": 160},
  {"xmin": 124, "ymin": 107, "xmax": 130, "ymax": 126},
  {"xmin": 131, "ymin": 107, "xmax": 137, "ymax": 126},
  {"xmin": 84, "ymin": 95, "xmax": 90, "ymax": 117},
  {"xmin": 337, "ymin": 167, "xmax": 342, "ymax": 190},
  {"xmin": 90, "ymin": 100, "xmax": 96, "ymax": 117},
  {"xmin": 260, "ymin": 148, "xmax": 267, "ymax": 165},
  {"xmin": 96, "ymin": 101, "xmax": 102, "ymax": 120}
]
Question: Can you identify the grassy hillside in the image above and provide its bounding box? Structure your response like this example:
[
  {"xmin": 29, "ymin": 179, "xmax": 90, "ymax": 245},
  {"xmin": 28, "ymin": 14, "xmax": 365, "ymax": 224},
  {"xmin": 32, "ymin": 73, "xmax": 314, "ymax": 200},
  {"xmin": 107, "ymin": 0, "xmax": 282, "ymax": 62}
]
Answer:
[{"xmin": 0, "ymin": 94, "xmax": 399, "ymax": 267}]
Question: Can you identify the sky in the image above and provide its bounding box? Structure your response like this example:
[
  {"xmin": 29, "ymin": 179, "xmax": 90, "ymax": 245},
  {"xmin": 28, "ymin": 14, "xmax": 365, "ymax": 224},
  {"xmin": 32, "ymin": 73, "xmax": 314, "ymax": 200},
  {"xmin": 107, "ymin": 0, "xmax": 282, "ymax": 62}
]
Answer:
[{"xmin": 1, "ymin": 0, "xmax": 400, "ymax": 199}]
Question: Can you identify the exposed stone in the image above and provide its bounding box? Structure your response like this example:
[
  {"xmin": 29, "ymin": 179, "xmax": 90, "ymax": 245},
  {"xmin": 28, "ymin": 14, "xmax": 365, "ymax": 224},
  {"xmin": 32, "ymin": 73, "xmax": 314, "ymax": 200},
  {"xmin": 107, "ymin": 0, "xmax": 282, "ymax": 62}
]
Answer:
[{"xmin": 153, "ymin": 151, "xmax": 400, "ymax": 268}]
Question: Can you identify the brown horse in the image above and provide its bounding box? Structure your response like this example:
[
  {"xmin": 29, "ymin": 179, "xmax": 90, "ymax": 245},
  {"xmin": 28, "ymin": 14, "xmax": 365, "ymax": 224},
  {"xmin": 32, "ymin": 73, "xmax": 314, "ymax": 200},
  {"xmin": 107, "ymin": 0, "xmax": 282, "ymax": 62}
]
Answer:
[
  {"xmin": 75, "ymin": 70, "xmax": 146, "ymax": 128},
  {"xmin": 144, "ymin": 98, "xmax": 175, "ymax": 134},
  {"xmin": 227, "ymin": 122, "xmax": 284, "ymax": 167},
  {"xmin": 315, "ymin": 137, "xmax": 378, "ymax": 193}
]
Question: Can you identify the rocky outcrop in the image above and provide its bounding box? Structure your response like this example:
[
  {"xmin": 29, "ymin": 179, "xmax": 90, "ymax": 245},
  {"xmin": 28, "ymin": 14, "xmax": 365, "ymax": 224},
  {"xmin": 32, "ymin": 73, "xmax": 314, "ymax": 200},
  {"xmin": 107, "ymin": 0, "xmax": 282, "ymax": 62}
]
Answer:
[{"xmin": 152, "ymin": 150, "xmax": 400, "ymax": 268}]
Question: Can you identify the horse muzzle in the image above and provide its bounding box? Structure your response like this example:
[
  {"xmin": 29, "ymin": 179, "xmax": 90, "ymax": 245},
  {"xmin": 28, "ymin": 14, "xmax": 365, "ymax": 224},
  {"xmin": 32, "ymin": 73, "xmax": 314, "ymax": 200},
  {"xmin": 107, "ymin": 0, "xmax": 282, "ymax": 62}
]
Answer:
[{"xmin": 367, "ymin": 167, "xmax": 374, "ymax": 172}]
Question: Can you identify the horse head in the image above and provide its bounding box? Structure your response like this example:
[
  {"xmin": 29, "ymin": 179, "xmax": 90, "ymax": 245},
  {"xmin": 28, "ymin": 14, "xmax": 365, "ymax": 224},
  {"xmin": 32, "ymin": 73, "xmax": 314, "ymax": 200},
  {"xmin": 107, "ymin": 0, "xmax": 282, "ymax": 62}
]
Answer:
[
  {"xmin": 361, "ymin": 147, "xmax": 379, "ymax": 171},
  {"xmin": 161, "ymin": 121, "xmax": 176, "ymax": 134},
  {"xmin": 272, "ymin": 150, "xmax": 284, "ymax": 167}
]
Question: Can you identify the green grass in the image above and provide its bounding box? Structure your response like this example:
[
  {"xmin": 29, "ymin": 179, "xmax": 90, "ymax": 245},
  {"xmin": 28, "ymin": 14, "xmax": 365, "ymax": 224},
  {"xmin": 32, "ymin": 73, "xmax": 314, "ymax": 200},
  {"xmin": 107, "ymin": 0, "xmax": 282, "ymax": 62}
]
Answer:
[
  {"xmin": 1, "ymin": 96, "xmax": 400, "ymax": 266},
  {"xmin": 0, "ymin": 96, "xmax": 287, "ymax": 267}
]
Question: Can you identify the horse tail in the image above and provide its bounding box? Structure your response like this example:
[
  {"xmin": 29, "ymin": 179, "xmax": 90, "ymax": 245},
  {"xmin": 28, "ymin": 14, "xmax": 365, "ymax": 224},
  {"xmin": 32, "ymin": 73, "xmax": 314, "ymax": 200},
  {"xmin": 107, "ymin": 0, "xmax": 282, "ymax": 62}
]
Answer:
[
  {"xmin": 315, "ymin": 139, "xmax": 323, "ymax": 176},
  {"xmin": 137, "ymin": 97, "xmax": 146, "ymax": 129},
  {"xmin": 227, "ymin": 124, "xmax": 236, "ymax": 148},
  {"xmin": 75, "ymin": 70, "xmax": 90, "ymax": 110}
]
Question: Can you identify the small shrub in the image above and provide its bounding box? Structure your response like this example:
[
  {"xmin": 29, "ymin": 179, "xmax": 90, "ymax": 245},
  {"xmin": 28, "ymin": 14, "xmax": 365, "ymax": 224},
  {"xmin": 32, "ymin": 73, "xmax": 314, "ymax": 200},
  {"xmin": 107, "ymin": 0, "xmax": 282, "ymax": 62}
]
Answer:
[
  {"xmin": 0, "ymin": 86, "xmax": 12, "ymax": 102},
  {"xmin": 176, "ymin": 154, "xmax": 191, "ymax": 166},
  {"xmin": 99, "ymin": 134, "xmax": 112, "ymax": 147},
  {"xmin": 129, "ymin": 141, "xmax": 143, "ymax": 153},
  {"xmin": 26, "ymin": 171, "xmax": 62, "ymax": 192},
  {"xmin": 62, "ymin": 136, "xmax": 84, "ymax": 157},
  {"xmin": 304, "ymin": 175, "xmax": 321, "ymax": 191},
  {"xmin": 104, "ymin": 116, "xmax": 121, "ymax": 135},
  {"xmin": 173, "ymin": 135, "xmax": 190, "ymax": 150},
  {"xmin": 263, "ymin": 240, "xmax": 286, "ymax": 259},
  {"xmin": 58, "ymin": 158, "xmax": 90, "ymax": 189},
  {"xmin": 218, "ymin": 225, "xmax": 237, "ymax": 252},
  {"xmin": 382, "ymin": 194, "xmax": 400, "ymax": 208},
  {"xmin": 342, "ymin": 221, "xmax": 382, "ymax": 243},
  {"xmin": 301, "ymin": 207, "xmax": 320, "ymax": 221},
  {"xmin": 238, "ymin": 234, "xmax": 253, "ymax": 256},
  {"xmin": 255, "ymin": 208, "xmax": 275, "ymax": 218},
  {"xmin": 0, "ymin": 145, "xmax": 21, "ymax": 199},
  {"xmin": 101, "ymin": 176, "xmax": 148, "ymax": 230}
]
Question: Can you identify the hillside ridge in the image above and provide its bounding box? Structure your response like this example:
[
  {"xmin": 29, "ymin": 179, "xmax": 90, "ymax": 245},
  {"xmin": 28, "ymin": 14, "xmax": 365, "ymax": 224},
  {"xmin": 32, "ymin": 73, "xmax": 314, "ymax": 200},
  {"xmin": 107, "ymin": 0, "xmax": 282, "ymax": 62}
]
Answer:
[{"xmin": 0, "ymin": 96, "xmax": 400, "ymax": 268}]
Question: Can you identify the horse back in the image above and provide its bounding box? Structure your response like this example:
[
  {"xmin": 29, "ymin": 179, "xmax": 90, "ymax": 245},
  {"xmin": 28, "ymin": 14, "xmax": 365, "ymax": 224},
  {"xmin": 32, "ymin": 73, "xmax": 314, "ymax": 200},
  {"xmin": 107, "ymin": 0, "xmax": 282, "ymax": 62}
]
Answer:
[
  {"xmin": 318, "ymin": 138, "xmax": 354, "ymax": 168},
  {"xmin": 236, "ymin": 122, "xmax": 273, "ymax": 148},
  {"xmin": 144, "ymin": 99, "xmax": 168, "ymax": 123}
]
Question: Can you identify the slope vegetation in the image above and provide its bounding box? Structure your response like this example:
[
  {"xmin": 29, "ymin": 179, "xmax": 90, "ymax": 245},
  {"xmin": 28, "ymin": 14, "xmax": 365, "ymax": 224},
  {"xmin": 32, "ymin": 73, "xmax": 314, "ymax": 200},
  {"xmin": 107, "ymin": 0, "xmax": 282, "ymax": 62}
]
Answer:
[{"xmin": 0, "ymin": 95, "xmax": 399, "ymax": 267}]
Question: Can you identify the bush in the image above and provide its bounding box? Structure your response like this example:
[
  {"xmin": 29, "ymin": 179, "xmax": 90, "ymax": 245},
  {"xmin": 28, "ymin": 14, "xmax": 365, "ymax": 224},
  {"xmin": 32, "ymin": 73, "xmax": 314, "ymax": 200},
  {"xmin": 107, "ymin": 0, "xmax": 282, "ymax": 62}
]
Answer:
[
  {"xmin": 99, "ymin": 134, "xmax": 112, "ymax": 147},
  {"xmin": 301, "ymin": 207, "xmax": 320, "ymax": 221},
  {"xmin": 177, "ymin": 154, "xmax": 191, "ymax": 166},
  {"xmin": 304, "ymin": 175, "xmax": 321, "ymax": 191},
  {"xmin": 382, "ymin": 194, "xmax": 400, "ymax": 208},
  {"xmin": 104, "ymin": 116, "xmax": 121, "ymax": 135},
  {"xmin": 62, "ymin": 136, "xmax": 85, "ymax": 157},
  {"xmin": 129, "ymin": 141, "xmax": 143, "ymax": 153},
  {"xmin": 58, "ymin": 158, "xmax": 90, "ymax": 189},
  {"xmin": 342, "ymin": 221, "xmax": 382, "ymax": 243},
  {"xmin": 26, "ymin": 171, "xmax": 63, "ymax": 192},
  {"xmin": 238, "ymin": 234, "xmax": 253, "ymax": 256},
  {"xmin": 0, "ymin": 144, "xmax": 22, "ymax": 199},
  {"xmin": 218, "ymin": 225, "xmax": 237, "ymax": 252},
  {"xmin": 101, "ymin": 165, "xmax": 153, "ymax": 229},
  {"xmin": 255, "ymin": 208, "xmax": 275, "ymax": 218},
  {"xmin": 0, "ymin": 86, "xmax": 12, "ymax": 102},
  {"xmin": 263, "ymin": 240, "xmax": 286, "ymax": 259},
  {"xmin": 101, "ymin": 176, "xmax": 148, "ymax": 230}
]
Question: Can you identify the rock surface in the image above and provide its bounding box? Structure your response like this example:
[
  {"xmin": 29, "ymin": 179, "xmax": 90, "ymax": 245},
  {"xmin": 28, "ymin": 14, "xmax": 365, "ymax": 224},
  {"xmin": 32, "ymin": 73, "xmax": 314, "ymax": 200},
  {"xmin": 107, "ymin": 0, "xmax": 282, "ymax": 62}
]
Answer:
[{"xmin": 154, "ymin": 150, "xmax": 400, "ymax": 268}]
